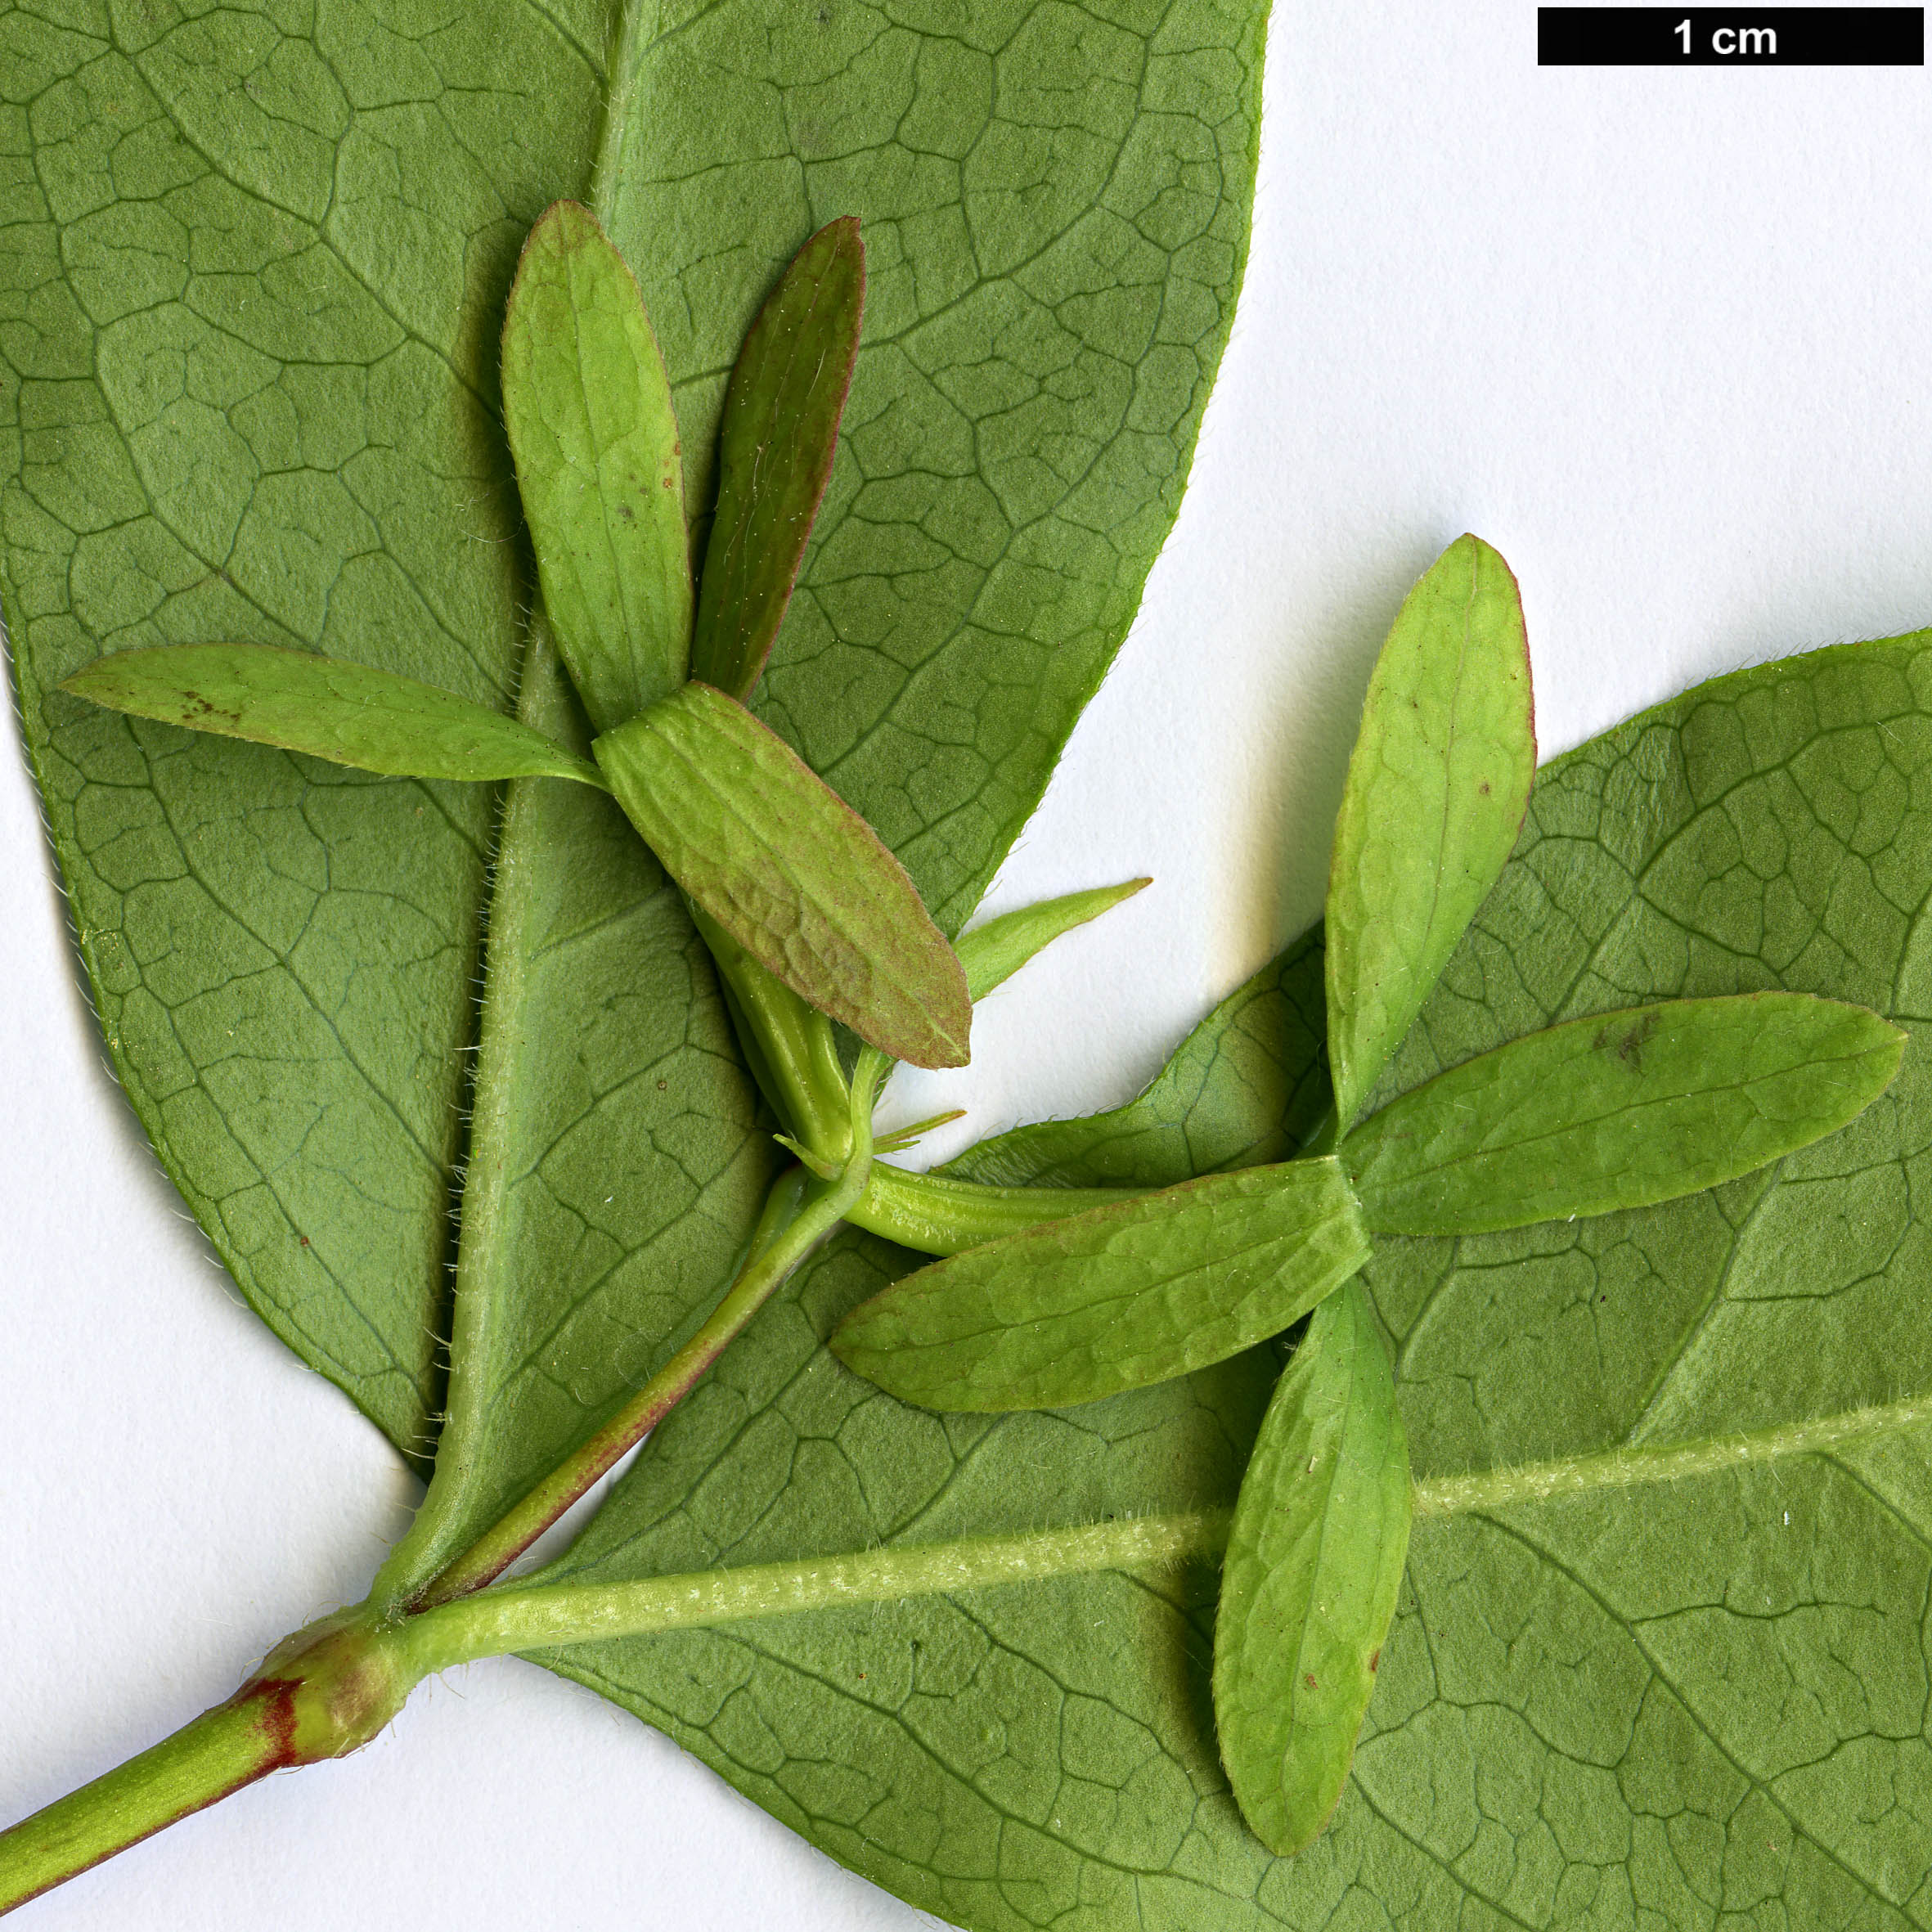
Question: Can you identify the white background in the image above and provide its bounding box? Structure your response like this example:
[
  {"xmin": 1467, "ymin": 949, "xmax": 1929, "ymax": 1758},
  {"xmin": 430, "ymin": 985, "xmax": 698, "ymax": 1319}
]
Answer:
[{"xmin": 6, "ymin": 4, "xmax": 1931, "ymax": 1924}]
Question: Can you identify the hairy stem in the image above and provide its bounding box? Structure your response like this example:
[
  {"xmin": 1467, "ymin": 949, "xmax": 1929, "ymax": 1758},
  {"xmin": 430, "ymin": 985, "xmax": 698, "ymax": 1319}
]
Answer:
[
  {"xmin": 415, "ymin": 1388, "xmax": 1932, "ymax": 1660},
  {"xmin": 410, "ymin": 1512, "xmax": 1229, "ymax": 1667},
  {"xmin": 1411, "ymin": 1391, "xmax": 1932, "ymax": 1517},
  {"xmin": 409, "ymin": 1097, "xmax": 874, "ymax": 1611}
]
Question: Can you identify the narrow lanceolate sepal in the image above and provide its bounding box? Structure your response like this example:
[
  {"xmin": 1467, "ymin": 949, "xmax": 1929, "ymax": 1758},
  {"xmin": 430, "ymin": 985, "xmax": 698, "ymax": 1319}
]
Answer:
[
  {"xmin": 691, "ymin": 217, "xmax": 865, "ymax": 702},
  {"xmin": 1214, "ymin": 1280, "xmax": 1411, "ymax": 1855},
  {"xmin": 59, "ymin": 644, "xmax": 605, "ymax": 788},
  {"xmin": 956, "ymin": 878, "xmax": 1151, "ymax": 1002},
  {"xmin": 1326, "ymin": 534, "xmax": 1534, "ymax": 1126},
  {"xmin": 501, "ymin": 200, "xmax": 690, "ymax": 733},
  {"xmin": 830, "ymin": 1157, "xmax": 1373, "ymax": 1411},
  {"xmin": 1342, "ymin": 992, "xmax": 1905, "ymax": 1235},
  {"xmin": 594, "ymin": 682, "xmax": 972, "ymax": 1069}
]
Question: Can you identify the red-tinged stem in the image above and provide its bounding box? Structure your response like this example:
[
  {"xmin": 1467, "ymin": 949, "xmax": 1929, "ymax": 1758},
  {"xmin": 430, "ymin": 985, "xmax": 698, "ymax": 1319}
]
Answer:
[
  {"xmin": 0, "ymin": 1611, "xmax": 417, "ymax": 1916},
  {"xmin": 409, "ymin": 1113, "xmax": 874, "ymax": 1613}
]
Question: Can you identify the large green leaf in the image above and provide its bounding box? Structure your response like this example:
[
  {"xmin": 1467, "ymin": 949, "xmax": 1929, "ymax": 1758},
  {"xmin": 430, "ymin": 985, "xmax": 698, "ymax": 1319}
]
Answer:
[
  {"xmin": 548, "ymin": 631, "xmax": 1932, "ymax": 1929},
  {"xmin": 0, "ymin": 0, "xmax": 1269, "ymax": 1464}
]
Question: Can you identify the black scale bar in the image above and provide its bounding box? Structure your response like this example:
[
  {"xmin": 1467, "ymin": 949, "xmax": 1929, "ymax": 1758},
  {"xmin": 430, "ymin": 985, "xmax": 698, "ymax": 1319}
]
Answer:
[{"xmin": 1539, "ymin": 7, "xmax": 1925, "ymax": 64}]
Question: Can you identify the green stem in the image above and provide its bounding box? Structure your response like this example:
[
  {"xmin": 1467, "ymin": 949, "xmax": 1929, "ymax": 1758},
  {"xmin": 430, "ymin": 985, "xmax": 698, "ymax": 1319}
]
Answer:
[
  {"xmin": 1410, "ymin": 1391, "xmax": 1932, "ymax": 1518},
  {"xmin": 0, "ymin": 1693, "xmax": 295, "ymax": 1913},
  {"xmin": 408, "ymin": 1511, "xmax": 1229, "ymax": 1668},
  {"xmin": 409, "ymin": 1099, "xmax": 874, "ymax": 1611},
  {"xmin": 846, "ymin": 1161, "xmax": 1138, "ymax": 1256},
  {"xmin": 0, "ymin": 1611, "xmax": 416, "ymax": 1917},
  {"xmin": 690, "ymin": 901, "xmax": 851, "ymax": 1159},
  {"xmin": 13, "ymin": 1390, "xmax": 1930, "ymax": 1908}
]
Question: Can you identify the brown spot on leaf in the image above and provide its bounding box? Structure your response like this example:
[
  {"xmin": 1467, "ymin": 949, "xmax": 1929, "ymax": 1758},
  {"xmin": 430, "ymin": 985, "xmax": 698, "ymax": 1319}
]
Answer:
[
  {"xmin": 1592, "ymin": 1007, "xmax": 1662, "ymax": 1070},
  {"xmin": 1305, "ymin": 1673, "xmax": 1318, "ymax": 1689},
  {"xmin": 1368, "ymin": 1649, "xmax": 1380, "ymax": 1673}
]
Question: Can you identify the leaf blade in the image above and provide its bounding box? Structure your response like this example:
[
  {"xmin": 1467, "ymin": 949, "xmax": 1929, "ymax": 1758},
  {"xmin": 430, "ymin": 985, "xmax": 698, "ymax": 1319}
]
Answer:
[
  {"xmin": 1214, "ymin": 1280, "xmax": 1411, "ymax": 1855},
  {"xmin": 1325, "ymin": 534, "xmax": 1534, "ymax": 1126},
  {"xmin": 61, "ymin": 644, "xmax": 605, "ymax": 787},
  {"xmin": 1344, "ymin": 992, "xmax": 1905, "ymax": 1234},
  {"xmin": 593, "ymin": 681, "xmax": 972, "ymax": 1068},
  {"xmin": 690, "ymin": 217, "xmax": 865, "ymax": 702},
  {"xmin": 501, "ymin": 200, "xmax": 690, "ymax": 735},
  {"xmin": 830, "ymin": 1158, "xmax": 1372, "ymax": 1410}
]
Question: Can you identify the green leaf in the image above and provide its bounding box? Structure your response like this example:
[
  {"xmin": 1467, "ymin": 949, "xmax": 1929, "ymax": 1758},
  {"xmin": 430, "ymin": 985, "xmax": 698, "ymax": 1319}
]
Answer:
[
  {"xmin": 1213, "ymin": 1280, "xmax": 1411, "ymax": 1855},
  {"xmin": 554, "ymin": 628, "xmax": 1932, "ymax": 1930},
  {"xmin": 948, "ymin": 927, "xmax": 1332, "ymax": 1188},
  {"xmin": 2, "ymin": 0, "xmax": 1262, "ymax": 1464},
  {"xmin": 690, "ymin": 217, "xmax": 865, "ymax": 703},
  {"xmin": 829, "ymin": 1157, "xmax": 1372, "ymax": 1411},
  {"xmin": 1344, "ymin": 991, "xmax": 1904, "ymax": 1234},
  {"xmin": 601, "ymin": 5, "xmax": 1269, "ymax": 934},
  {"xmin": 61, "ymin": 642, "xmax": 606, "ymax": 788},
  {"xmin": 957, "ymin": 877, "xmax": 1150, "ymax": 1003},
  {"xmin": 1325, "ymin": 533, "xmax": 1534, "ymax": 1127},
  {"xmin": 501, "ymin": 200, "xmax": 690, "ymax": 735},
  {"xmin": 594, "ymin": 681, "xmax": 971, "ymax": 1070}
]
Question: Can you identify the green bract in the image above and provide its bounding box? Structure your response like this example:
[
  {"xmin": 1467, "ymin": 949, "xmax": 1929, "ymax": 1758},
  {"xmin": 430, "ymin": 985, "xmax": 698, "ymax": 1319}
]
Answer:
[
  {"xmin": 501, "ymin": 201, "xmax": 691, "ymax": 734},
  {"xmin": 1325, "ymin": 533, "xmax": 1535, "ymax": 1128},
  {"xmin": 1344, "ymin": 992, "xmax": 1907, "ymax": 1234},
  {"xmin": 690, "ymin": 217, "xmax": 865, "ymax": 703},
  {"xmin": 829, "ymin": 1158, "xmax": 1374, "ymax": 1411},
  {"xmin": 1213, "ymin": 1280, "xmax": 1411, "ymax": 1855},
  {"xmin": 59, "ymin": 643, "xmax": 607, "ymax": 789},
  {"xmin": 955, "ymin": 878, "xmax": 1152, "ymax": 1002},
  {"xmin": 593, "ymin": 681, "xmax": 972, "ymax": 1071}
]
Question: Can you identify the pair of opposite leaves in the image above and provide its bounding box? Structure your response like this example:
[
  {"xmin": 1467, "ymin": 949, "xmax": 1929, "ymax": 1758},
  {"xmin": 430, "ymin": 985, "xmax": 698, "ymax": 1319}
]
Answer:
[
  {"xmin": 829, "ymin": 532, "xmax": 1907, "ymax": 1855},
  {"xmin": 61, "ymin": 204, "xmax": 974, "ymax": 1075}
]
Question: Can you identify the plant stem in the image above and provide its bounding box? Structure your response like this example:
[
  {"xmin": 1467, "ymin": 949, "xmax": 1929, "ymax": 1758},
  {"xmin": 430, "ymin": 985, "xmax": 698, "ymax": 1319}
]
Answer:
[
  {"xmin": 11, "ymin": 1390, "xmax": 1929, "ymax": 1908},
  {"xmin": 1410, "ymin": 1391, "xmax": 1932, "ymax": 1517},
  {"xmin": 0, "ymin": 1691, "xmax": 297, "ymax": 1913},
  {"xmin": 846, "ymin": 1161, "xmax": 1138, "ymax": 1256},
  {"xmin": 408, "ymin": 1099, "xmax": 875, "ymax": 1611},
  {"xmin": 0, "ymin": 1611, "xmax": 416, "ymax": 1916},
  {"xmin": 407, "ymin": 1511, "xmax": 1231, "ymax": 1667}
]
